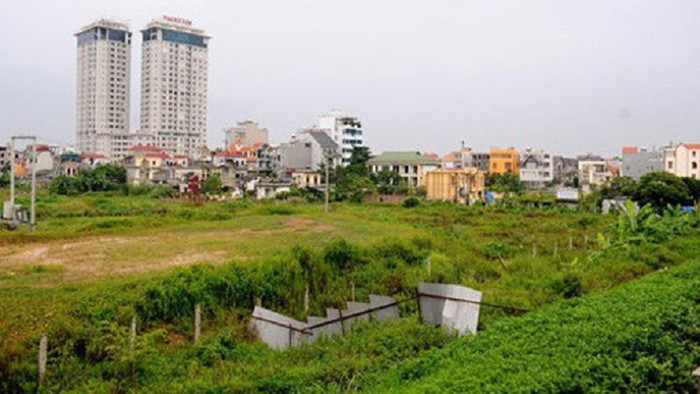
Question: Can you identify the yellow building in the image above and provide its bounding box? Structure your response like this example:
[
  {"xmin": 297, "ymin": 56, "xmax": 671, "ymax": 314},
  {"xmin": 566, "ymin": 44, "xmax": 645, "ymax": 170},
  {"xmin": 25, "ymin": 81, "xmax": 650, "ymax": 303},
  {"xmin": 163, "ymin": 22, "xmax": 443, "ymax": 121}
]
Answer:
[
  {"xmin": 489, "ymin": 148, "xmax": 519, "ymax": 175},
  {"xmin": 425, "ymin": 168, "xmax": 486, "ymax": 204}
]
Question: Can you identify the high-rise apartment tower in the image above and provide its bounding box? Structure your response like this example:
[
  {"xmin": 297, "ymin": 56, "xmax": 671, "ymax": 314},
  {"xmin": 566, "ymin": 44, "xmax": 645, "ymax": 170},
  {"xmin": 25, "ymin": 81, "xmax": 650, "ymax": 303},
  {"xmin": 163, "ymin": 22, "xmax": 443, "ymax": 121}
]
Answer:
[
  {"xmin": 140, "ymin": 16, "xmax": 209, "ymax": 157},
  {"xmin": 75, "ymin": 19, "xmax": 132, "ymax": 154}
]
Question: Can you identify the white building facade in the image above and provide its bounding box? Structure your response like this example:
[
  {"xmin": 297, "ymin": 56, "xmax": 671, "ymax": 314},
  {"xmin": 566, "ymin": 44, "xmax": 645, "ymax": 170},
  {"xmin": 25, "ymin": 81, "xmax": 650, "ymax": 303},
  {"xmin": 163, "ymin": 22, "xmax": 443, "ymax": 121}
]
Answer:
[
  {"xmin": 519, "ymin": 148, "xmax": 553, "ymax": 188},
  {"xmin": 140, "ymin": 17, "xmax": 209, "ymax": 157},
  {"xmin": 75, "ymin": 20, "xmax": 132, "ymax": 156},
  {"xmin": 664, "ymin": 143, "xmax": 700, "ymax": 179},
  {"xmin": 318, "ymin": 110, "xmax": 364, "ymax": 165}
]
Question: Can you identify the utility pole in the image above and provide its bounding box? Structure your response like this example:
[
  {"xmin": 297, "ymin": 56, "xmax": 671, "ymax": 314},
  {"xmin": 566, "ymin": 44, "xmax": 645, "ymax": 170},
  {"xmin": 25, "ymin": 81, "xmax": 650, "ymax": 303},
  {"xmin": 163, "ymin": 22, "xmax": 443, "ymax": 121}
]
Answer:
[
  {"xmin": 325, "ymin": 154, "xmax": 330, "ymax": 214},
  {"xmin": 7, "ymin": 135, "xmax": 37, "ymax": 230},
  {"xmin": 30, "ymin": 142, "xmax": 36, "ymax": 231},
  {"xmin": 9, "ymin": 138, "xmax": 15, "ymax": 205}
]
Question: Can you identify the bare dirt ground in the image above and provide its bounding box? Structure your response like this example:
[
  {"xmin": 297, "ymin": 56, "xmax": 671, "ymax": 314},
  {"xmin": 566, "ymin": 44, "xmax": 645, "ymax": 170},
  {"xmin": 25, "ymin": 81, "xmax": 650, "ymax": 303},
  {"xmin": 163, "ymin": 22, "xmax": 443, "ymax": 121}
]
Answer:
[{"xmin": 0, "ymin": 218, "xmax": 336, "ymax": 286}]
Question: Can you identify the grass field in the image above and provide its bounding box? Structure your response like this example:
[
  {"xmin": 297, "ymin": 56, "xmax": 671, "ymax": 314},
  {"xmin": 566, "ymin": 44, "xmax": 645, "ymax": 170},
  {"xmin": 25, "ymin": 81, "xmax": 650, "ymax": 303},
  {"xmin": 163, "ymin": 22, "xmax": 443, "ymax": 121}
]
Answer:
[{"xmin": 1, "ymin": 192, "xmax": 698, "ymax": 391}]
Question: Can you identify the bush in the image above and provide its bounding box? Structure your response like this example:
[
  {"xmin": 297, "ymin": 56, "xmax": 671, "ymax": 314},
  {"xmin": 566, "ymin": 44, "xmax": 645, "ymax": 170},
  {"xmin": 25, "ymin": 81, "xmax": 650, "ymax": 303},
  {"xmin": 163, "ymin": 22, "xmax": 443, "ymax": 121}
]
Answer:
[
  {"xmin": 482, "ymin": 242, "xmax": 517, "ymax": 259},
  {"xmin": 323, "ymin": 239, "xmax": 364, "ymax": 272},
  {"xmin": 402, "ymin": 197, "xmax": 421, "ymax": 208},
  {"xmin": 550, "ymin": 272, "xmax": 584, "ymax": 298}
]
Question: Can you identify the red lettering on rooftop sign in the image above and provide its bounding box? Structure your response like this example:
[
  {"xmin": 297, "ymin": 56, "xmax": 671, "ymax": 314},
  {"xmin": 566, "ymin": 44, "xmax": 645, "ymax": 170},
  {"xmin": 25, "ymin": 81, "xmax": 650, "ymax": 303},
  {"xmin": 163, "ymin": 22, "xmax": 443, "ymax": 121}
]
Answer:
[{"xmin": 163, "ymin": 15, "xmax": 192, "ymax": 26}]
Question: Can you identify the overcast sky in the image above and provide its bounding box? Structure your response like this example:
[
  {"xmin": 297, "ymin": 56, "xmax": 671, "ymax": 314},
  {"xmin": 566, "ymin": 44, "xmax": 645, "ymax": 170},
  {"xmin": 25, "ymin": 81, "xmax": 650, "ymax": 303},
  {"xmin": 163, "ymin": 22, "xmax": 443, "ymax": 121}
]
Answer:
[{"xmin": 1, "ymin": 0, "xmax": 699, "ymax": 156}]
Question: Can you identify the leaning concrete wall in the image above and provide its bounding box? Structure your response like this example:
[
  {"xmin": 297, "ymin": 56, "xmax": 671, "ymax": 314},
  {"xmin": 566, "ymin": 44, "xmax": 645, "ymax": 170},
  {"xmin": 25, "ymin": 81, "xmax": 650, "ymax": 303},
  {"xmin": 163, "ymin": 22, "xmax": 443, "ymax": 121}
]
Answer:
[{"xmin": 418, "ymin": 282, "xmax": 482, "ymax": 335}]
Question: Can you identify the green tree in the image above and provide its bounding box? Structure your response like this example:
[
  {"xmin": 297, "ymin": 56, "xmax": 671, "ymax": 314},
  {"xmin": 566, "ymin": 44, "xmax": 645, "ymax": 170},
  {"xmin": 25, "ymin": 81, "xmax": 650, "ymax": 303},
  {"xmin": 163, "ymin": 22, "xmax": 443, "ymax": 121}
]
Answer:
[
  {"xmin": 372, "ymin": 170, "xmax": 408, "ymax": 194},
  {"xmin": 600, "ymin": 176, "xmax": 637, "ymax": 199},
  {"xmin": 201, "ymin": 173, "xmax": 222, "ymax": 194},
  {"xmin": 336, "ymin": 173, "xmax": 376, "ymax": 202},
  {"xmin": 486, "ymin": 173, "xmax": 524, "ymax": 193},
  {"xmin": 344, "ymin": 146, "xmax": 371, "ymax": 178},
  {"xmin": 49, "ymin": 175, "xmax": 77, "ymax": 195},
  {"xmin": 632, "ymin": 172, "xmax": 691, "ymax": 212},
  {"xmin": 682, "ymin": 177, "xmax": 700, "ymax": 204},
  {"xmin": 0, "ymin": 165, "xmax": 9, "ymax": 188}
]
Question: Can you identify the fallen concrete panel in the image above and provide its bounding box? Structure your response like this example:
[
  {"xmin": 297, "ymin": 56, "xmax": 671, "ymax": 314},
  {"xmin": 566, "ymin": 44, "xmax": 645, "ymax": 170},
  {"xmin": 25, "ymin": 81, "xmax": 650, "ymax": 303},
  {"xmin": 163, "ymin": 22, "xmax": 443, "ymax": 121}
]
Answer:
[
  {"xmin": 369, "ymin": 295, "xmax": 399, "ymax": 322},
  {"xmin": 251, "ymin": 306, "xmax": 308, "ymax": 349}
]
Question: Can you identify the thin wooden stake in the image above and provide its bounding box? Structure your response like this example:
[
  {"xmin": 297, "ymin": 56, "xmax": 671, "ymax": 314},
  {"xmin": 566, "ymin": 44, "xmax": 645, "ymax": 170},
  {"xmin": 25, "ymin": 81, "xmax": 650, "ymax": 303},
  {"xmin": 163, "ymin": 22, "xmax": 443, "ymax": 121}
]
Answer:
[
  {"xmin": 497, "ymin": 254, "xmax": 508, "ymax": 271},
  {"xmin": 584, "ymin": 234, "xmax": 589, "ymax": 249},
  {"xmin": 569, "ymin": 234, "xmax": 573, "ymax": 250},
  {"xmin": 532, "ymin": 244, "xmax": 537, "ymax": 258},
  {"xmin": 426, "ymin": 257, "xmax": 432, "ymax": 276},
  {"xmin": 350, "ymin": 281, "xmax": 355, "ymax": 302},
  {"xmin": 194, "ymin": 303, "xmax": 201, "ymax": 344},
  {"xmin": 553, "ymin": 242, "xmax": 558, "ymax": 258},
  {"xmin": 339, "ymin": 309, "xmax": 346, "ymax": 335},
  {"xmin": 38, "ymin": 334, "xmax": 47, "ymax": 388},
  {"xmin": 304, "ymin": 284, "xmax": 309, "ymax": 312}
]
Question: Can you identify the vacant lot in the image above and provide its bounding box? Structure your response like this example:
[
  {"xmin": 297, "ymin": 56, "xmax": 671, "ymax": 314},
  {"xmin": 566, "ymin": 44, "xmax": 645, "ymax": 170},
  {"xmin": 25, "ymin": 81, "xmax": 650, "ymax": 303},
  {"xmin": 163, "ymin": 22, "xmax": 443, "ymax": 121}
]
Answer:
[{"xmin": 1, "ymin": 193, "xmax": 698, "ymax": 391}]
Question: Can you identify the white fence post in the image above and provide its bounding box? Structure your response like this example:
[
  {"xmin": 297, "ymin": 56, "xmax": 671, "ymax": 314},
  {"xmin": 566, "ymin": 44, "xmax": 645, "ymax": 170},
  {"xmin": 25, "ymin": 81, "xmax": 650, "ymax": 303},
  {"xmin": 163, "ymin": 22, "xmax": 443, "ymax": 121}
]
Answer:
[
  {"xmin": 194, "ymin": 304, "xmax": 201, "ymax": 344},
  {"xmin": 38, "ymin": 334, "xmax": 47, "ymax": 387}
]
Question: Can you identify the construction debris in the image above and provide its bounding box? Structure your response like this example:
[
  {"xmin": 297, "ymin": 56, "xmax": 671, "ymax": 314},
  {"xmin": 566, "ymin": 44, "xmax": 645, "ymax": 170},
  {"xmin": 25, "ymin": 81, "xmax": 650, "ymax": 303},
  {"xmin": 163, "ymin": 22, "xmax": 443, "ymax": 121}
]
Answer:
[{"xmin": 251, "ymin": 283, "xmax": 484, "ymax": 349}]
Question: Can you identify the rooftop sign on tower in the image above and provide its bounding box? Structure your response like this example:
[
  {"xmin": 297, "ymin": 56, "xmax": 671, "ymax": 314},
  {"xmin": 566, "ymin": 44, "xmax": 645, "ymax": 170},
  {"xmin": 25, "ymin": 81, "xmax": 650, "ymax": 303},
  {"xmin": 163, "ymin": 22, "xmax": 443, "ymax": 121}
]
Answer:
[{"xmin": 162, "ymin": 15, "xmax": 192, "ymax": 26}]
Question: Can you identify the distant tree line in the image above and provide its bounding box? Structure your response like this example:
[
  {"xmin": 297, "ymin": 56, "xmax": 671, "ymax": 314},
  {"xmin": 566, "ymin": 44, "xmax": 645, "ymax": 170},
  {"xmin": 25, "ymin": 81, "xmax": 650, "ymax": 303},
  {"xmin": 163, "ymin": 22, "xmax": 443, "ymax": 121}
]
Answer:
[
  {"xmin": 49, "ymin": 164, "xmax": 127, "ymax": 195},
  {"xmin": 587, "ymin": 172, "xmax": 700, "ymax": 212}
]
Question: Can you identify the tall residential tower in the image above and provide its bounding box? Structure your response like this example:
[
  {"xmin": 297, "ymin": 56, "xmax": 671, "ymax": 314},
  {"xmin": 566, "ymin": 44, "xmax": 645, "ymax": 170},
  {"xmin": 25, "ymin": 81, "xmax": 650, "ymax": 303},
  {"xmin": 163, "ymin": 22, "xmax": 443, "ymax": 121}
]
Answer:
[
  {"xmin": 140, "ymin": 16, "xmax": 210, "ymax": 157},
  {"xmin": 75, "ymin": 20, "xmax": 132, "ymax": 155}
]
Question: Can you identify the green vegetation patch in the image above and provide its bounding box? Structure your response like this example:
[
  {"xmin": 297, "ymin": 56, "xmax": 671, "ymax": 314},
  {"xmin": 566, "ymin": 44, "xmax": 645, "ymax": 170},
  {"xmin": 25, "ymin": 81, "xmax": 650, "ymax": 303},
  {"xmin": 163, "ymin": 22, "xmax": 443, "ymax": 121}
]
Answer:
[{"xmin": 374, "ymin": 261, "xmax": 700, "ymax": 393}]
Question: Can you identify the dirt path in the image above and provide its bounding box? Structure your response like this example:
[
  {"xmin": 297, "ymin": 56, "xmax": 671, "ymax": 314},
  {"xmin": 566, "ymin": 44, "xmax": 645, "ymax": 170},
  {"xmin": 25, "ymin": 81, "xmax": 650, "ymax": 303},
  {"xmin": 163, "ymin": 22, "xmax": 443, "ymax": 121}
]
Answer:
[{"xmin": 0, "ymin": 217, "xmax": 336, "ymax": 286}]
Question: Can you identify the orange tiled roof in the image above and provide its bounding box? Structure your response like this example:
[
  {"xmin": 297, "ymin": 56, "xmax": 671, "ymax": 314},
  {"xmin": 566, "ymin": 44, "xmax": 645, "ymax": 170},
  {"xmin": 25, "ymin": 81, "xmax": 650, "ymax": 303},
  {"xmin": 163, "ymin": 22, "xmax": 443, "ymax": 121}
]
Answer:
[
  {"xmin": 131, "ymin": 145, "xmax": 166, "ymax": 152},
  {"xmin": 682, "ymin": 143, "xmax": 700, "ymax": 150},
  {"xmin": 621, "ymin": 146, "xmax": 638, "ymax": 154},
  {"xmin": 441, "ymin": 151, "xmax": 460, "ymax": 162}
]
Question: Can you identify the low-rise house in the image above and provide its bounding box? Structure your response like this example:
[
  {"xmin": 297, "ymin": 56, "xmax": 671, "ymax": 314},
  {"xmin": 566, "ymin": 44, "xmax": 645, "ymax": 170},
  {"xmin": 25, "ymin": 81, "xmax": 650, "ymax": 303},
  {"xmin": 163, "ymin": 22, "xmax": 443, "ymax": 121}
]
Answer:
[
  {"xmin": 489, "ymin": 147, "xmax": 519, "ymax": 175},
  {"xmin": 424, "ymin": 167, "xmax": 486, "ymax": 204},
  {"xmin": 291, "ymin": 170, "xmax": 322, "ymax": 188},
  {"xmin": 81, "ymin": 153, "xmax": 110, "ymax": 168},
  {"xmin": 212, "ymin": 151, "xmax": 247, "ymax": 168},
  {"xmin": 663, "ymin": 143, "xmax": 700, "ymax": 179},
  {"xmin": 578, "ymin": 158, "xmax": 615, "ymax": 193},
  {"xmin": 0, "ymin": 144, "xmax": 14, "ymax": 169},
  {"xmin": 58, "ymin": 152, "xmax": 82, "ymax": 176},
  {"xmin": 26, "ymin": 145, "xmax": 55, "ymax": 174},
  {"xmin": 553, "ymin": 156, "xmax": 578, "ymax": 184},
  {"xmin": 519, "ymin": 148, "xmax": 553, "ymax": 188},
  {"xmin": 124, "ymin": 145, "xmax": 170, "ymax": 185},
  {"xmin": 280, "ymin": 130, "xmax": 341, "ymax": 173},
  {"xmin": 256, "ymin": 181, "xmax": 292, "ymax": 199},
  {"xmin": 441, "ymin": 148, "xmax": 490, "ymax": 172},
  {"xmin": 621, "ymin": 146, "xmax": 662, "ymax": 180},
  {"xmin": 368, "ymin": 151, "xmax": 441, "ymax": 187},
  {"xmin": 257, "ymin": 144, "xmax": 280, "ymax": 175}
]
